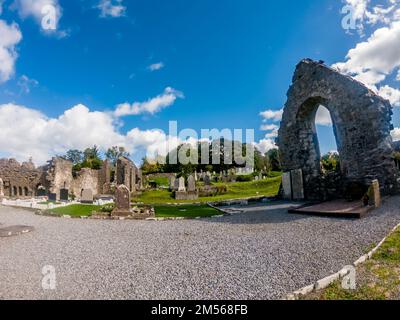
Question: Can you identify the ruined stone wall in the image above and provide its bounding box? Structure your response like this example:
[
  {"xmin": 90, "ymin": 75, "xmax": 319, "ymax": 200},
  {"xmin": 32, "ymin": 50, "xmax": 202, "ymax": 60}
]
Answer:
[
  {"xmin": 98, "ymin": 159, "xmax": 111, "ymax": 194},
  {"xmin": 116, "ymin": 157, "xmax": 142, "ymax": 192},
  {"xmin": 277, "ymin": 59, "xmax": 398, "ymax": 200},
  {"xmin": 71, "ymin": 168, "xmax": 99, "ymax": 199},
  {"xmin": 0, "ymin": 156, "xmax": 134, "ymax": 199},
  {"xmin": 45, "ymin": 157, "xmax": 74, "ymax": 199},
  {"xmin": 0, "ymin": 159, "xmax": 45, "ymax": 197}
]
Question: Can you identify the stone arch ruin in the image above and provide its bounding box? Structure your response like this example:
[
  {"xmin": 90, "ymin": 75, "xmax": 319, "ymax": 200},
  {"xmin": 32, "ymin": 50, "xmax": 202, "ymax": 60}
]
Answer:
[{"xmin": 277, "ymin": 59, "xmax": 398, "ymax": 200}]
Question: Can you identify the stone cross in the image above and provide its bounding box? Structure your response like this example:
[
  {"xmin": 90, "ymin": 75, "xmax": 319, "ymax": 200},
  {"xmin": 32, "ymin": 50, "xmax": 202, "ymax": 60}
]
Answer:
[
  {"xmin": 187, "ymin": 175, "xmax": 196, "ymax": 192},
  {"xmin": 112, "ymin": 184, "xmax": 131, "ymax": 216},
  {"xmin": 0, "ymin": 178, "xmax": 4, "ymax": 197},
  {"xmin": 178, "ymin": 177, "xmax": 186, "ymax": 192}
]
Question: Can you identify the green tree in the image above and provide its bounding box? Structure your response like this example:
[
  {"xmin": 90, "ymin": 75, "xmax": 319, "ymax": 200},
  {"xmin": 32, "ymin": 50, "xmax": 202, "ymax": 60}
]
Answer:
[
  {"xmin": 105, "ymin": 146, "xmax": 130, "ymax": 166},
  {"xmin": 321, "ymin": 152, "xmax": 340, "ymax": 173},
  {"xmin": 266, "ymin": 149, "xmax": 282, "ymax": 172},
  {"xmin": 65, "ymin": 149, "xmax": 84, "ymax": 165},
  {"xmin": 83, "ymin": 145, "xmax": 100, "ymax": 161}
]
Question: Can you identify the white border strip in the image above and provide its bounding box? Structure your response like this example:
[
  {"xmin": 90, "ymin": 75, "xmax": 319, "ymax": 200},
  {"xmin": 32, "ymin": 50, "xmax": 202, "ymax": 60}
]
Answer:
[{"xmin": 285, "ymin": 222, "xmax": 400, "ymax": 300}]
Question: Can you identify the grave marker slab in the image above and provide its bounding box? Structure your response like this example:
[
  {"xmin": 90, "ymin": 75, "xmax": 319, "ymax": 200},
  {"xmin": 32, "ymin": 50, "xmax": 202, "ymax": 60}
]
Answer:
[
  {"xmin": 282, "ymin": 172, "xmax": 292, "ymax": 200},
  {"xmin": 291, "ymin": 169, "xmax": 305, "ymax": 200},
  {"xmin": 81, "ymin": 189, "xmax": 94, "ymax": 204}
]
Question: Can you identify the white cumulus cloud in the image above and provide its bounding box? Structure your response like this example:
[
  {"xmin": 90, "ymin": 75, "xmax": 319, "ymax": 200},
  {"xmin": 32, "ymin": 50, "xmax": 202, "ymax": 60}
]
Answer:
[
  {"xmin": 259, "ymin": 109, "xmax": 283, "ymax": 122},
  {"xmin": 0, "ymin": 103, "xmax": 184, "ymax": 165},
  {"xmin": 148, "ymin": 62, "xmax": 165, "ymax": 72},
  {"xmin": 12, "ymin": 0, "xmax": 63, "ymax": 33},
  {"xmin": 97, "ymin": 0, "xmax": 126, "ymax": 18},
  {"xmin": 255, "ymin": 138, "xmax": 277, "ymax": 154},
  {"xmin": 315, "ymin": 105, "xmax": 333, "ymax": 126},
  {"xmin": 114, "ymin": 87, "xmax": 184, "ymax": 117},
  {"xmin": 0, "ymin": 20, "xmax": 22, "ymax": 83}
]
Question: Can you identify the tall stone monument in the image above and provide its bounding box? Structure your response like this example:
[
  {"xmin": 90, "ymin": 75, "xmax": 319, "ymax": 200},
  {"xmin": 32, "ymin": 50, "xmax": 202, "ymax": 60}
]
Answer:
[{"xmin": 112, "ymin": 185, "xmax": 131, "ymax": 216}]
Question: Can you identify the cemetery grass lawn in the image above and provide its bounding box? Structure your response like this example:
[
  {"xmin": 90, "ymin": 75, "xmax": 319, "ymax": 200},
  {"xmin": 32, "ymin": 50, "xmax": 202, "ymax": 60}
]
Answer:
[
  {"xmin": 154, "ymin": 205, "xmax": 220, "ymax": 218},
  {"xmin": 46, "ymin": 203, "xmax": 219, "ymax": 219},
  {"xmin": 47, "ymin": 204, "xmax": 101, "ymax": 217},
  {"xmin": 304, "ymin": 228, "xmax": 400, "ymax": 300},
  {"xmin": 133, "ymin": 176, "xmax": 282, "ymax": 205}
]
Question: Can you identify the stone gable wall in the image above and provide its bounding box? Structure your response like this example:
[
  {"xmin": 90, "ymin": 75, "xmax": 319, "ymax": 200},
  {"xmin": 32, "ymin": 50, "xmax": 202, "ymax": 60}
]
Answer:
[{"xmin": 277, "ymin": 59, "xmax": 398, "ymax": 200}]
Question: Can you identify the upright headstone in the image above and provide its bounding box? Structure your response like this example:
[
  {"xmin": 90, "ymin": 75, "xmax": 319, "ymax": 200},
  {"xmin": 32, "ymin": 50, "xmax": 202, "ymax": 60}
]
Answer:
[
  {"xmin": 259, "ymin": 173, "xmax": 263, "ymax": 181},
  {"xmin": 204, "ymin": 173, "xmax": 211, "ymax": 186},
  {"xmin": 48, "ymin": 193, "xmax": 57, "ymax": 202},
  {"xmin": 291, "ymin": 169, "xmax": 305, "ymax": 200},
  {"xmin": 81, "ymin": 189, "xmax": 94, "ymax": 204},
  {"xmin": 174, "ymin": 178, "xmax": 180, "ymax": 191},
  {"xmin": 370, "ymin": 179, "xmax": 381, "ymax": 208},
  {"xmin": 37, "ymin": 187, "xmax": 46, "ymax": 197},
  {"xmin": 194, "ymin": 171, "xmax": 198, "ymax": 181},
  {"xmin": 0, "ymin": 178, "xmax": 4, "ymax": 197},
  {"xmin": 60, "ymin": 188, "xmax": 69, "ymax": 201},
  {"xmin": 112, "ymin": 185, "xmax": 131, "ymax": 216},
  {"xmin": 178, "ymin": 177, "xmax": 186, "ymax": 192},
  {"xmin": 282, "ymin": 172, "xmax": 292, "ymax": 200},
  {"xmin": 169, "ymin": 176, "xmax": 176, "ymax": 191},
  {"xmin": 187, "ymin": 175, "xmax": 196, "ymax": 192}
]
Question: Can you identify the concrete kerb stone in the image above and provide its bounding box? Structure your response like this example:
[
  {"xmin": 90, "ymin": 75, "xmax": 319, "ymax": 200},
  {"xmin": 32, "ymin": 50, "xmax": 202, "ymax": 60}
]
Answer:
[{"xmin": 284, "ymin": 222, "xmax": 400, "ymax": 300}]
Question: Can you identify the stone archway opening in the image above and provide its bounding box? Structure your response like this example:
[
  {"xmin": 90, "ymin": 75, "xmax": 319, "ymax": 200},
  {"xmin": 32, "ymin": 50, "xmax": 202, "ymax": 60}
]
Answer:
[
  {"xmin": 315, "ymin": 105, "xmax": 341, "ymax": 175},
  {"xmin": 278, "ymin": 59, "xmax": 398, "ymax": 201}
]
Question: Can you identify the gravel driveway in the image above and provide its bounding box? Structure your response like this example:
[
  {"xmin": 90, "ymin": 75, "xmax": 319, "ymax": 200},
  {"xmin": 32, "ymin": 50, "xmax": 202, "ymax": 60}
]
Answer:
[{"xmin": 1, "ymin": 197, "xmax": 400, "ymax": 300}]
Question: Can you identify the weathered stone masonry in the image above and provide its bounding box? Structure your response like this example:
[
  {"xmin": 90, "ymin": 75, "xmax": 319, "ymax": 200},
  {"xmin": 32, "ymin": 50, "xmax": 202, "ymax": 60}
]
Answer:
[
  {"xmin": 277, "ymin": 59, "xmax": 398, "ymax": 200},
  {"xmin": 0, "ymin": 156, "xmax": 141, "ymax": 200}
]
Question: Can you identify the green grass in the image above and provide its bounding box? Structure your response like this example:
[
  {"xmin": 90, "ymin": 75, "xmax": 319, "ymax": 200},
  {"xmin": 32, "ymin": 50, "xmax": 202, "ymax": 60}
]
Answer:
[
  {"xmin": 46, "ymin": 203, "xmax": 219, "ymax": 219},
  {"xmin": 133, "ymin": 176, "xmax": 282, "ymax": 204},
  {"xmin": 151, "ymin": 177, "xmax": 169, "ymax": 187},
  {"xmin": 154, "ymin": 205, "xmax": 220, "ymax": 218},
  {"xmin": 306, "ymin": 228, "xmax": 400, "ymax": 300},
  {"xmin": 47, "ymin": 204, "xmax": 101, "ymax": 217}
]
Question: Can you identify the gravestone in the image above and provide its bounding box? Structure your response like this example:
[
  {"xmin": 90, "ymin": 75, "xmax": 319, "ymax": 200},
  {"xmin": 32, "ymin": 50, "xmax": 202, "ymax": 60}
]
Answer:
[
  {"xmin": 169, "ymin": 176, "xmax": 176, "ymax": 191},
  {"xmin": 291, "ymin": 169, "xmax": 304, "ymax": 200},
  {"xmin": 174, "ymin": 178, "xmax": 179, "ymax": 191},
  {"xmin": 48, "ymin": 193, "xmax": 57, "ymax": 202},
  {"xmin": 81, "ymin": 189, "xmax": 94, "ymax": 204},
  {"xmin": 0, "ymin": 178, "xmax": 4, "ymax": 197},
  {"xmin": 204, "ymin": 173, "xmax": 211, "ymax": 186},
  {"xmin": 187, "ymin": 175, "xmax": 196, "ymax": 192},
  {"xmin": 194, "ymin": 171, "xmax": 198, "ymax": 181},
  {"xmin": 112, "ymin": 185, "xmax": 131, "ymax": 216},
  {"xmin": 282, "ymin": 172, "xmax": 292, "ymax": 200},
  {"xmin": 178, "ymin": 177, "xmax": 186, "ymax": 192},
  {"xmin": 60, "ymin": 189, "xmax": 69, "ymax": 201},
  {"xmin": 37, "ymin": 187, "xmax": 46, "ymax": 197},
  {"xmin": 370, "ymin": 180, "xmax": 381, "ymax": 208},
  {"xmin": 259, "ymin": 173, "xmax": 263, "ymax": 180}
]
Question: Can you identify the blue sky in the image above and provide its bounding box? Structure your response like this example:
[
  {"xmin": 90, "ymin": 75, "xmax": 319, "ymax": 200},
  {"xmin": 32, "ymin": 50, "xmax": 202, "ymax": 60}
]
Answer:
[{"xmin": 0, "ymin": 0, "xmax": 400, "ymax": 164}]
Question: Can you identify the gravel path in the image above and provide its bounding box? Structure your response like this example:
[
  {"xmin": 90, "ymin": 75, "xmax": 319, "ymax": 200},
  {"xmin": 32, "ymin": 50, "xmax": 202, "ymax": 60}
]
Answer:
[{"xmin": 1, "ymin": 197, "xmax": 400, "ymax": 300}]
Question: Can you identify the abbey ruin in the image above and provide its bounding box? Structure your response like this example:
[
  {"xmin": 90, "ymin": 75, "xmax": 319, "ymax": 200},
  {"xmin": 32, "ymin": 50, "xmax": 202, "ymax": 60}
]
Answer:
[
  {"xmin": 278, "ymin": 59, "xmax": 399, "ymax": 201},
  {"xmin": 0, "ymin": 156, "xmax": 142, "ymax": 200}
]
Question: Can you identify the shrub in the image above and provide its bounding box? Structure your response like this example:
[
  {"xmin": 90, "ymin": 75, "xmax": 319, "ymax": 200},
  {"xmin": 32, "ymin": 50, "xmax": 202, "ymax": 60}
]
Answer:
[
  {"xmin": 100, "ymin": 203, "xmax": 115, "ymax": 213},
  {"xmin": 236, "ymin": 174, "xmax": 254, "ymax": 182}
]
